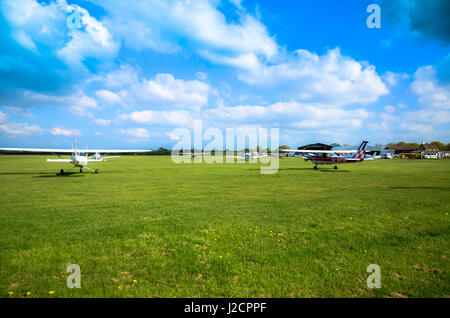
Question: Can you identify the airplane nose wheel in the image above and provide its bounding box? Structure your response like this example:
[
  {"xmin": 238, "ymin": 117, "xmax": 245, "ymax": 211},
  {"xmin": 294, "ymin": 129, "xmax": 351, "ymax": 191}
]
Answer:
[
  {"xmin": 95, "ymin": 169, "xmax": 99, "ymax": 174},
  {"xmin": 60, "ymin": 169, "xmax": 64, "ymax": 175},
  {"xmin": 334, "ymin": 165, "xmax": 338, "ymax": 170}
]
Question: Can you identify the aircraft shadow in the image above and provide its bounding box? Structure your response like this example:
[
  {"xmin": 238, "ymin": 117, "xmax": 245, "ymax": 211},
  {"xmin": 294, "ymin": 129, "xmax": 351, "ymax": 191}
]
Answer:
[
  {"xmin": 383, "ymin": 186, "xmax": 449, "ymax": 190},
  {"xmin": 33, "ymin": 172, "xmax": 85, "ymax": 178},
  {"xmin": 0, "ymin": 172, "xmax": 57, "ymax": 176},
  {"xmin": 276, "ymin": 168, "xmax": 350, "ymax": 172}
]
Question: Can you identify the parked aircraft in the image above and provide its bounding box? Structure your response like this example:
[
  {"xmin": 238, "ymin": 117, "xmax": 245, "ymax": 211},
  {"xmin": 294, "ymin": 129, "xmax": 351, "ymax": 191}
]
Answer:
[
  {"xmin": 279, "ymin": 141, "xmax": 368, "ymax": 169},
  {"xmin": 227, "ymin": 151, "xmax": 268, "ymax": 161},
  {"xmin": 0, "ymin": 138, "xmax": 151, "ymax": 174}
]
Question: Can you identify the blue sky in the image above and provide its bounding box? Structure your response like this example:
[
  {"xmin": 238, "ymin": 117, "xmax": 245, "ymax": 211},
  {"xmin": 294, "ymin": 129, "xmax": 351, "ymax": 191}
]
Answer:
[{"xmin": 0, "ymin": 0, "xmax": 449, "ymax": 149}]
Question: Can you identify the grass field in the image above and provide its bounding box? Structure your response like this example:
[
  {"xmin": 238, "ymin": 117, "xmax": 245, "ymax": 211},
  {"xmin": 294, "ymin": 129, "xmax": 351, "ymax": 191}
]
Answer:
[{"xmin": 0, "ymin": 155, "xmax": 449, "ymax": 298}]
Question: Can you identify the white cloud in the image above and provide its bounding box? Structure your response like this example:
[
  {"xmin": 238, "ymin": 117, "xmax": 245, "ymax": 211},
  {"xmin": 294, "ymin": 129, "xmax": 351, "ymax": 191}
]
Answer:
[
  {"xmin": 411, "ymin": 65, "xmax": 450, "ymax": 109},
  {"xmin": 120, "ymin": 128, "xmax": 150, "ymax": 138},
  {"xmin": 0, "ymin": 122, "xmax": 42, "ymax": 135},
  {"xmin": 384, "ymin": 105, "xmax": 395, "ymax": 113},
  {"xmin": 119, "ymin": 109, "xmax": 194, "ymax": 127},
  {"xmin": 57, "ymin": 4, "xmax": 119, "ymax": 67},
  {"xmin": 0, "ymin": 111, "xmax": 8, "ymax": 123},
  {"xmin": 95, "ymin": 69, "xmax": 214, "ymax": 110},
  {"xmin": 3, "ymin": 106, "xmax": 34, "ymax": 118},
  {"xmin": 382, "ymin": 71, "xmax": 409, "ymax": 87},
  {"xmin": 50, "ymin": 127, "xmax": 81, "ymax": 136},
  {"xmin": 92, "ymin": 0, "xmax": 278, "ymax": 61},
  {"xmin": 95, "ymin": 89, "xmax": 122, "ymax": 104},
  {"xmin": 235, "ymin": 48, "xmax": 389, "ymax": 106},
  {"xmin": 2, "ymin": 0, "xmax": 119, "ymax": 68},
  {"xmin": 93, "ymin": 119, "xmax": 111, "ymax": 127},
  {"xmin": 203, "ymin": 101, "xmax": 372, "ymax": 135},
  {"xmin": 24, "ymin": 90, "xmax": 98, "ymax": 117}
]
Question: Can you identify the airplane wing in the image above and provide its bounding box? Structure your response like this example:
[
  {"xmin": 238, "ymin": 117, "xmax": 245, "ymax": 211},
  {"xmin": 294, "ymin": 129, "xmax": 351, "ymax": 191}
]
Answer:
[
  {"xmin": 0, "ymin": 148, "xmax": 74, "ymax": 153},
  {"xmin": 0, "ymin": 148, "xmax": 151, "ymax": 154},
  {"xmin": 279, "ymin": 149, "xmax": 356, "ymax": 154}
]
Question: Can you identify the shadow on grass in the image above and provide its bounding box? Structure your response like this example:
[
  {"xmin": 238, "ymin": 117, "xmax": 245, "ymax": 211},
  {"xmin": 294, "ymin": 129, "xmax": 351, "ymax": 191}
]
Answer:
[
  {"xmin": 382, "ymin": 186, "xmax": 450, "ymax": 190},
  {"xmin": 33, "ymin": 172, "xmax": 85, "ymax": 178},
  {"xmin": 276, "ymin": 167, "xmax": 350, "ymax": 172}
]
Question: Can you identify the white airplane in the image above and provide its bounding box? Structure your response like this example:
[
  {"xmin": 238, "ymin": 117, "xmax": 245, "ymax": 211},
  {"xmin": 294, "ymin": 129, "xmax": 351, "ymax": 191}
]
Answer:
[
  {"xmin": 0, "ymin": 138, "xmax": 152, "ymax": 174},
  {"xmin": 227, "ymin": 151, "xmax": 268, "ymax": 161},
  {"xmin": 279, "ymin": 141, "xmax": 368, "ymax": 169}
]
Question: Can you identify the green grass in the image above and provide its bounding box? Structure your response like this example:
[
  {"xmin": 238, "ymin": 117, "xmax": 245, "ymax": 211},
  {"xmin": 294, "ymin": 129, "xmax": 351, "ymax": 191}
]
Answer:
[{"xmin": 0, "ymin": 155, "xmax": 449, "ymax": 298}]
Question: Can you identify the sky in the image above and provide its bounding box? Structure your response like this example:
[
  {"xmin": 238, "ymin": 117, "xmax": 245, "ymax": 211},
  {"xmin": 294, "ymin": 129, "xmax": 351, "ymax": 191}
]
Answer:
[{"xmin": 0, "ymin": 0, "xmax": 449, "ymax": 149}]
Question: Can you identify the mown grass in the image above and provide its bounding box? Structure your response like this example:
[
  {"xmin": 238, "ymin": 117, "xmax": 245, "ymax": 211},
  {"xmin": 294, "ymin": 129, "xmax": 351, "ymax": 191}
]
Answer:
[{"xmin": 0, "ymin": 155, "xmax": 449, "ymax": 298}]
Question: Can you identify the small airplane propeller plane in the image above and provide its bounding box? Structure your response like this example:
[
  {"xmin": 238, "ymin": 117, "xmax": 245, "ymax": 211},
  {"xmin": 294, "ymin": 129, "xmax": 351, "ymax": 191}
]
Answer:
[
  {"xmin": 0, "ymin": 138, "xmax": 152, "ymax": 174},
  {"xmin": 279, "ymin": 141, "xmax": 368, "ymax": 170},
  {"xmin": 226, "ymin": 151, "xmax": 268, "ymax": 161}
]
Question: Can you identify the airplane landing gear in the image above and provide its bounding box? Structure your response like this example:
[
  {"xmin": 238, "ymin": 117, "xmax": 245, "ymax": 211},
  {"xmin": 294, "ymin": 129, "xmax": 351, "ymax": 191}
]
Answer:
[
  {"xmin": 313, "ymin": 165, "xmax": 318, "ymax": 170},
  {"xmin": 95, "ymin": 169, "xmax": 99, "ymax": 174},
  {"xmin": 80, "ymin": 168, "xmax": 83, "ymax": 173},
  {"xmin": 334, "ymin": 165, "xmax": 338, "ymax": 170},
  {"xmin": 60, "ymin": 169, "xmax": 64, "ymax": 175}
]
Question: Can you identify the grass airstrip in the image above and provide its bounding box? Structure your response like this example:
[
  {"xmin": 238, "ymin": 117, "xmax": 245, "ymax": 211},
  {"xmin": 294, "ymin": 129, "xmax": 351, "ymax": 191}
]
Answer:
[{"xmin": 0, "ymin": 155, "xmax": 449, "ymax": 298}]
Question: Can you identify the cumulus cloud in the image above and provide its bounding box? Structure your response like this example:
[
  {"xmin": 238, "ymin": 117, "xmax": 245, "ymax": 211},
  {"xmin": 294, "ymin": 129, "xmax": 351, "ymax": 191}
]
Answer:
[
  {"xmin": 57, "ymin": 4, "xmax": 119, "ymax": 67},
  {"xmin": 95, "ymin": 68, "xmax": 214, "ymax": 110},
  {"xmin": 95, "ymin": 89, "xmax": 122, "ymax": 105},
  {"xmin": 91, "ymin": 0, "xmax": 277, "ymax": 61},
  {"xmin": 119, "ymin": 109, "xmax": 194, "ymax": 127},
  {"xmin": 93, "ymin": 119, "xmax": 111, "ymax": 127},
  {"xmin": 235, "ymin": 48, "xmax": 389, "ymax": 106},
  {"xmin": 411, "ymin": 65, "xmax": 450, "ymax": 109},
  {"xmin": 382, "ymin": 71, "xmax": 409, "ymax": 87},
  {"xmin": 0, "ymin": 122, "xmax": 42, "ymax": 135},
  {"xmin": 205, "ymin": 101, "xmax": 372, "ymax": 130},
  {"xmin": 24, "ymin": 90, "xmax": 99, "ymax": 116},
  {"xmin": 50, "ymin": 126, "xmax": 81, "ymax": 136},
  {"xmin": 120, "ymin": 128, "xmax": 150, "ymax": 138}
]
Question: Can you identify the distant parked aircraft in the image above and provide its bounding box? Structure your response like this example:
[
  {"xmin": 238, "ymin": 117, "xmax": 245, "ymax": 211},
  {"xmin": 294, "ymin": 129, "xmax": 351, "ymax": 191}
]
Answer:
[
  {"xmin": 227, "ymin": 151, "xmax": 268, "ymax": 161},
  {"xmin": 279, "ymin": 141, "xmax": 368, "ymax": 169},
  {"xmin": 0, "ymin": 138, "xmax": 151, "ymax": 174}
]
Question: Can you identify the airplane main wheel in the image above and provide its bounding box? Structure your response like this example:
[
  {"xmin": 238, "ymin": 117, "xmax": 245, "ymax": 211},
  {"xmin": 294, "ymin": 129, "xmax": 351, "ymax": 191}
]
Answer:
[
  {"xmin": 60, "ymin": 169, "xmax": 64, "ymax": 175},
  {"xmin": 334, "ymin": 166, "xmax": 338, "ymax": 170},
  {"xmin": 80, "ymin": 168, "xmax": 83, "ymax": 173},
  {"xmin": 95, "ymin": 169, "xmax": 99, "ymax": 174},
  {"xmin": 314, "ymin": 166, "xmax": 318, "ymax": 170}
]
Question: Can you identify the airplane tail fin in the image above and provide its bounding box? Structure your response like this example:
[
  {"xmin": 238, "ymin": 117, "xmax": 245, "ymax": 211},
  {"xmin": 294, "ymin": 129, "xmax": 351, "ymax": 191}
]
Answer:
[{"xmin": 352, "ymin": 141, "xmax": 368, "ymax": 159}]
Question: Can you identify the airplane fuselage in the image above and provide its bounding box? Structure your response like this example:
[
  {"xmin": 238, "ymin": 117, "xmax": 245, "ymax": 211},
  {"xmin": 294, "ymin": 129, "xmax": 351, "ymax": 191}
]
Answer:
[
  {"xmin": 310, "ymin": 156, "xmax": 364, "ymax": 165},
  {"xmin": 73, "ymin": 154, "xmax": 88, "ymax": 167}
]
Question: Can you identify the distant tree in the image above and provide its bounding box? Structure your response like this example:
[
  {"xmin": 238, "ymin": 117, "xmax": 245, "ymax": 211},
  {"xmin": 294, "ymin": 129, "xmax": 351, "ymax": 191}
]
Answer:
[
  {"xmin": 278, "ymin": 145, "xmax": 291, "ymax": 150},
  {"xmin": 152, "ymin": 147, "xmax": 171, "ymax": 155},
  {"xmin": 387, "ymin": 141, "xmax": 419, "ymax": 147},
  {"xmin": 331, "ymin": 143, "xmax": 340, "ymax": 146},
  {"xmin": 431, "ymin": 141, "xmax": 446, "ymax": 150}
]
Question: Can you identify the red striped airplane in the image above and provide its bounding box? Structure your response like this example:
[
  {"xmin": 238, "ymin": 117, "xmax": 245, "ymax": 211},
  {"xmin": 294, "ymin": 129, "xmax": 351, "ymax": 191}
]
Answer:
[{"xmin": 280, "ymin": 141, "xmax": 368, "ymax": 170}]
